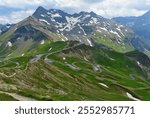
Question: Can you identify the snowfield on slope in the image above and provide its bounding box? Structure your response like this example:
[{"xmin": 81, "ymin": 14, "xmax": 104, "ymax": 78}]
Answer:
[{"xmin": 126, "ymin": 92, "xmax": 141, "ymax": 101}]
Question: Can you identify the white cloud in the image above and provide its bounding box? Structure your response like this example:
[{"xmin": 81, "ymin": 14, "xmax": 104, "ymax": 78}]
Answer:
[
  {"xmin": 86, "ymin": 0, "xmax": 148, "ymax": 17},
  {"xmin": 0, "ymin": 9, "xmax": 34, "ymax": 24},
  {"xmin": 0, "ymin": 0, "xmax": 48, "ymax": 8},
  {"xmin": 52, "ymin": 0, "xmax": 150, "ymax": 17},
  {"xmin": 0, "ymin": 0, "xmax": 150, "ymax": 24},
  {"xmin": 54, "ymin": 0, "xmax": 84, "ymax": 8}
]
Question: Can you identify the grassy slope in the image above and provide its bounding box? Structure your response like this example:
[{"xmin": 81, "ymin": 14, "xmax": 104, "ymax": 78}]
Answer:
[
  {"xmin": 92, "ymin": 32, "xmax": 134, "ymax": 53},
  {"xmin": 0, "ymin": 41, "xmax": 149, "ymax": 101},
  {"xmin": 0, "ymin": 93, "xmax": 17, "ymax": 101}
]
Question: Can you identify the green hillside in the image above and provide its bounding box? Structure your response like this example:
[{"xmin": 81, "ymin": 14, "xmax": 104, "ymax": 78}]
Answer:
[{"xmin": 0, "ymin": 40, "xmax": 149, "ymax": 101}]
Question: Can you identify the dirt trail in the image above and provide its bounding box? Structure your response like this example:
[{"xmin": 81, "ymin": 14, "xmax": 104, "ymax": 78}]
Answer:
[{"xmin": 0, "ymin": 91, "xmax": 36, "ymax": 101}]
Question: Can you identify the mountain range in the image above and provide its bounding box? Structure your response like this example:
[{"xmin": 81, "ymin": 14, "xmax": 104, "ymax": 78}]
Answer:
[
  {"xmin": 0, "ymin": 6, "xmax": 150, "ymax": 101},
  {"xmin": 113, "ymin": 10, "xmax": 150, "ymax": 45},
  {"xmin": 113, "ymin": 10, "xmax": 150, "ymax": 39},
  {"xmin": 32, "ymin": 7, "xmax": 150, "ymax": 53}
]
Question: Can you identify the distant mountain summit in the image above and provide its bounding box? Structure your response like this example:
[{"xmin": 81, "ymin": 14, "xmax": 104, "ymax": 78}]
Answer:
[
  {"xmin": 0, "ymin": 24, "xmax": 12, "ymax": 34},
  {"xmin": 140, "ymin": 10, "xmax": 150, "ymax": 19},
  {"xmin": 113, "ymin": 10, "xmax": 150, "ymax": 41}
]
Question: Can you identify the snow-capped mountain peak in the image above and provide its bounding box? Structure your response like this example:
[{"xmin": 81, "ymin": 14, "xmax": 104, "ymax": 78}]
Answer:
[{"xmin": 30, "ymin": 6, "xmax": 148, "ymax": 51}]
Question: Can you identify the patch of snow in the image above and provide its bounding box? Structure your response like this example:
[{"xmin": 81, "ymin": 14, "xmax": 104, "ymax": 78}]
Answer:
[
  {"xmin": 144, "ymin": 48, "xmax": 150, "ymax": 52},
  {"xmin": 61, "ymin": 38, "xmax": 65, "ymax": 41},
  {"xmin": 39, "ymin": 19, "xmax": 50, "ymax": 25},
  {"xmin": 84, "ymin": 57, "xmax": 88, "ymax": 61},
  {"xmin": 78, "ymin": 24, "xmax": 87, "ymax": 35},
  {"xmin": 126, "ymin": 92, "xmax": 141, "ymax": 101},
  {"xmin": 137, "ymin": 61, "xmax": 143, "ymax": 68},
  {"xmin": 89, "ymin": 17, "xmax": 98, "ymax": 24},
  {"xmin": 87, "ymin": 39, "xmax": 93, "ymax": 47},
  {"xmin": 64, "ymin": 36, "xmax": 68, "ymax": 41},
  {"xmin": 57, "ymin": 30, "xmax": 59, "ymax": 33},
  {"xmin": 100, "ymin": 27, "xmax": 108, "ymax": 31},
  {"xmin": 41, "ymin": 14, "xmax": 45, "ymax": 17},
  {"xmin": 60, "ymin": 33, "xmax": 68, "ymax": 41},
  {"xmin": 47, "ymin": 12, "xmax": 51, "ymax": 15},
  {"xmin": 99, "ymin": 83, "xmax": 109, "ymax": 88},
  {"xmin": 7, "ymin": 41, "xmax": 12, "ymax": 47},
  {"xmin": 48, "ymin": 47, "xmax": 52, "ymax": 51},
  {"xmin": 76, "ymin": 36, "xmax": 82, "ymax": 42},
  {"xmin": 89, "ymin": 20, "xmax": 93, "ymax": 24},
  {"xmin": 110, "ymin": 30, "xmax": 121, "ymax": 38},
  {"xmin": 137, "ymin": 61, "xmax": 140, "ymax": 66},
  {"xmin": 6, "ymin": 25, "xmax": 10, "ymax": 28},
  {"xmin": 40, "ymin": 40, "xmax": 45, "ymax": 45},
  {"xmin": 51, "ymin": 18, "xmax": 55, "ymax": 22},
  {"xmin": 116, "ymin": 27, "xmax": 125, "ymax": 36},
  {"xmin": 60, "ymin": 16, "xmax": 81, "ymax": 31},
  {"xmin": 63, "ymin": 57, "xmax": 66, "ymax": 60},
  {"xmin": 51, "ymin": 13, "xmax": 62, "ymax": 18}
]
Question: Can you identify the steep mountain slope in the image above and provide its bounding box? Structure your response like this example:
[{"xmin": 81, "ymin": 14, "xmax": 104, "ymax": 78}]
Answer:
[
  {"xmin": 113, "ymin": 10, "xmax": 150, "ymax": 42},
  {"xmin": 32, "ymin": 7, "xmax": 138, "ymax": 52},
  {"xmin": 32, "ymin": 6, "xmax": 150, "ymax": 53},
  {"xmin": 0, "ymin": 40, "xmax": 150, "ymax": 101},
  {"xmin": 113, "ymin": 10, "xmax": 150, "ymax": 35},
  {"xmin": 0, "ymin": 16, "xmax": 62, "ymax": 58}
]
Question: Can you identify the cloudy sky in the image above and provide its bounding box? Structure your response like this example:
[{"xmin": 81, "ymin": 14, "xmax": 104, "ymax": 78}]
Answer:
[{"xmin": 0, "ymin": 0, "xmax": 150, "ymax": 24}]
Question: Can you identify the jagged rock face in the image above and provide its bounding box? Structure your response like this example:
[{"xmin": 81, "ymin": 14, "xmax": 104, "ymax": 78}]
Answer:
[
  {"xmin": 11, "ymin": 24, "xmax": 47, "ymax": 42},
  {"xmin": 33, "ymin": 6, "xmax": 131, "ymax": 38}
]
